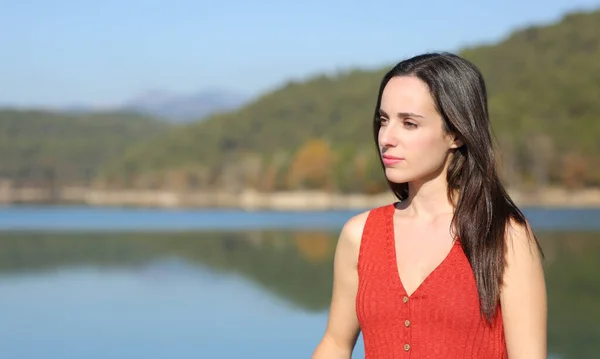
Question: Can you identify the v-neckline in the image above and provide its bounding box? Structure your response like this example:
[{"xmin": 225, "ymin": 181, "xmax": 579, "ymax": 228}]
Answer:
[{"xmin": 387, "ymin": 203, "xmax": 458, "ymax": 298}]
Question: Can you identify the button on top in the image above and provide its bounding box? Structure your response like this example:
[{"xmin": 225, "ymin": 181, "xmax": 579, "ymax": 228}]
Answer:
[
  {"xmin": 403, "ymin": 296, "xmax": 409, "ymax": 303},
  {"xmin": 405, "ymin": 319, "xmax": 410, "ymax": 327},
  {"xmin": 404, "ymin": 343, "xmax": 411, "ymax": 351}
]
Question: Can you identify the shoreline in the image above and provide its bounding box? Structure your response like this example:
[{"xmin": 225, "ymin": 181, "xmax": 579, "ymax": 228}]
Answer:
[{"xmin": 1, "ymin": 186, "xmax": 600, "ymax": 210}]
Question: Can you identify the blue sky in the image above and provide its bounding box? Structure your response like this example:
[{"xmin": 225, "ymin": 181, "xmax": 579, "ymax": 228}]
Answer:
[{"xmin": 2, "ymin": 0, "xmax": 599, "ymax": 107}]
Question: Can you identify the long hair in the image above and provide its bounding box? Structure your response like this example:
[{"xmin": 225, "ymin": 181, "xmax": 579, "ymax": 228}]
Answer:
[{"xmin": 372, "ymin": 52, "xmax": 542, "ymax": 322}]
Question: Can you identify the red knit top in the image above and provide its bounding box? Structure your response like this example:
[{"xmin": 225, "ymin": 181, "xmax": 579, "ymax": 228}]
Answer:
[{"xmin": 356, "ymin": 203, "xmax": 507, "ymax": 358}]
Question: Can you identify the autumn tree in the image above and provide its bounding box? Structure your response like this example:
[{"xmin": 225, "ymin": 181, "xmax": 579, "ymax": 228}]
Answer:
[
  {"xmin": 287, "ymin": 139, "xmax": 335, "ymax": 191},
  {"xmin": 561, "ymin": 153, "xmax": 588, "ymax": 188}
]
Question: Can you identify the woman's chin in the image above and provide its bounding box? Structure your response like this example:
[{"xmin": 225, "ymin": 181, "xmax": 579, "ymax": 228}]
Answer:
[{"xmin": 384, "ymin": 170, "xmax": 411, "ymax": 184}]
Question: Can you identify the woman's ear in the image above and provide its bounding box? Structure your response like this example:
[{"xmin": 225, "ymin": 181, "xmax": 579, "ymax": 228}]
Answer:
[{"xmin": 449, "ymin": 134, "xmax": 464, "ymax": 149}]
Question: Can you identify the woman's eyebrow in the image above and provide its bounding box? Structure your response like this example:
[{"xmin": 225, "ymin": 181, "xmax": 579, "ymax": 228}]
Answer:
[{"xmin": 378, "ymin": 109, "xmax": 424, "ymax": 118}]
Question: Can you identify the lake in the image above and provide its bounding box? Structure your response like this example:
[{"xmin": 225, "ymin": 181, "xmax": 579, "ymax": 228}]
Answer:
[{"xmin": 0, "ymin": 206, "xmax": 598, "ymax": 359}]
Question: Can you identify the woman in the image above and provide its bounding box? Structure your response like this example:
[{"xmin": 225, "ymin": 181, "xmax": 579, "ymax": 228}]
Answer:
[{"xmin": 312, "ymin": 52, "xmax": 547, "ymax": 358}]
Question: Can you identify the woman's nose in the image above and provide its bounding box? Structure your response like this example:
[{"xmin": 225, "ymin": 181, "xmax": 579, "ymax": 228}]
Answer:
[{"xmin": 379, "ymin": 126, "xmax": 397, "ymax": 148}]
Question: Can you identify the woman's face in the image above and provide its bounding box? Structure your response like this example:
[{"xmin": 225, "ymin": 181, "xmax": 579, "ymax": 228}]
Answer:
[{"xmin": 377, "ymin": 75, "xmax": 460, "ymax": 185}]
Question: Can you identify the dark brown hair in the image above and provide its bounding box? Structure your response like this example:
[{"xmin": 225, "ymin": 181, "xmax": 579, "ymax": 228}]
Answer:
[{"xmin": 372, "ymin": 52, "xmax": 542, "ymax": 321}]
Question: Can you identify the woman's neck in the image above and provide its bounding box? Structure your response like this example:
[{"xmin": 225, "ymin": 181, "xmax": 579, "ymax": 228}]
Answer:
[{"xmin": 401, "ymin": 176, "xmax": 455, "ymax": 220}]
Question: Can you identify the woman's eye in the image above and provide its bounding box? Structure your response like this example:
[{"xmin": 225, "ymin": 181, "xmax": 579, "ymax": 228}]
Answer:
[
  {"xmin": 379, "ymin": 117, "xmax": 389, "ymax": 124},
  {"xmin": 404, "ymin": 121, "xmax": 417, "ymax": 129}
]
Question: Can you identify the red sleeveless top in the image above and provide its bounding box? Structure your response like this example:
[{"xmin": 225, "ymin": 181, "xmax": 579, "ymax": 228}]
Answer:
[{"xmin": 356, "ymin": 204, "xmax": 507, "ymax": 358}]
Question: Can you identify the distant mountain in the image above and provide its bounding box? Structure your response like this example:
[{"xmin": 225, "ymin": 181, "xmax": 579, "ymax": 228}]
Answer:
[
  {"xmin": 120, "ymin": 89, "xmax": 248, "ymax": 122},
  {"xmin": 0, "ymin": 109, "xmax": 168, "ymax": 186},
  {"xmin": 99, "ymin": 8, "xmax": 600, "ymax": 192}
]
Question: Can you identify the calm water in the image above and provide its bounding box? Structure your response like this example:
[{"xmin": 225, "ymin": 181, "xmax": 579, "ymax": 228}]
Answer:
[{"xmin": 0, "ymin": 206, "xmax": 598, "ymax": 359}]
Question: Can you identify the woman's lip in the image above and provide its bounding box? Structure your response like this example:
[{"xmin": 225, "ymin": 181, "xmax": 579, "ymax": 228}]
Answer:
[
  {"xmin": 382, "ymin": 154, "xmax": 403, "ymax": 160},
  {"xmin": 382, "ymin": 156, "xmax": 403, "ymax": 165}
]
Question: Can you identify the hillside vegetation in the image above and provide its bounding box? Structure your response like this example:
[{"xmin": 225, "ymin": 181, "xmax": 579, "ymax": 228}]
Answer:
[
  {"xmin": 0, "ymin": 110, "xmax": 169, "ymax": 186},
  {"xmin": 101, "ymin": 9, "xmax": 600, "ymax": 192}
]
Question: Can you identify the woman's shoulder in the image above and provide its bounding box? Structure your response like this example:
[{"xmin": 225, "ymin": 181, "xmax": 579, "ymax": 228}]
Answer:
[{"xmin": 338, "ymin": 203, "xmax": 395, "ymax": 248}]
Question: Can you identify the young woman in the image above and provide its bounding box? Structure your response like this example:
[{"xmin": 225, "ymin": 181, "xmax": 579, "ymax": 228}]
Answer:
[{"xmin": 312, "ymin": 52, "xmax": 547, "ymax": 359}]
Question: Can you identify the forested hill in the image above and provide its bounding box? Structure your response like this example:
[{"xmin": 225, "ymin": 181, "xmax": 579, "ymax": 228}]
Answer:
[
  {"xmin": 0, "ymin": 109, "xmax": 169, "ymax": 186},
  {"xmin": 99, "ymin": 9, "xmax": 600, "ymax": 193}
]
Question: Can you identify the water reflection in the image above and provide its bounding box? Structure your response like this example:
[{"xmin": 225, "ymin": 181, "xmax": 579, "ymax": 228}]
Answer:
[{"xmin": 0, "ymin": 230, "xmax": 598, "ymax": 358}]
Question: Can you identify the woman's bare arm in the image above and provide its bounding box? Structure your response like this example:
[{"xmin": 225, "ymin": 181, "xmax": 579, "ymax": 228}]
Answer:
[
  {"xmin": 312, "ymin": 212, "xmax": 367, "ymax": 359},
  {"xmin": 501, "ymin": 220, "xmax": 548, "ymax": 359}
]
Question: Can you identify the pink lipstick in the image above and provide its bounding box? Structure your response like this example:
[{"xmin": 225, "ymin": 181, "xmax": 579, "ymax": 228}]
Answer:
[{"xmin": 382, "ymin": 154, "xmax": 404, "ymax": 166}]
